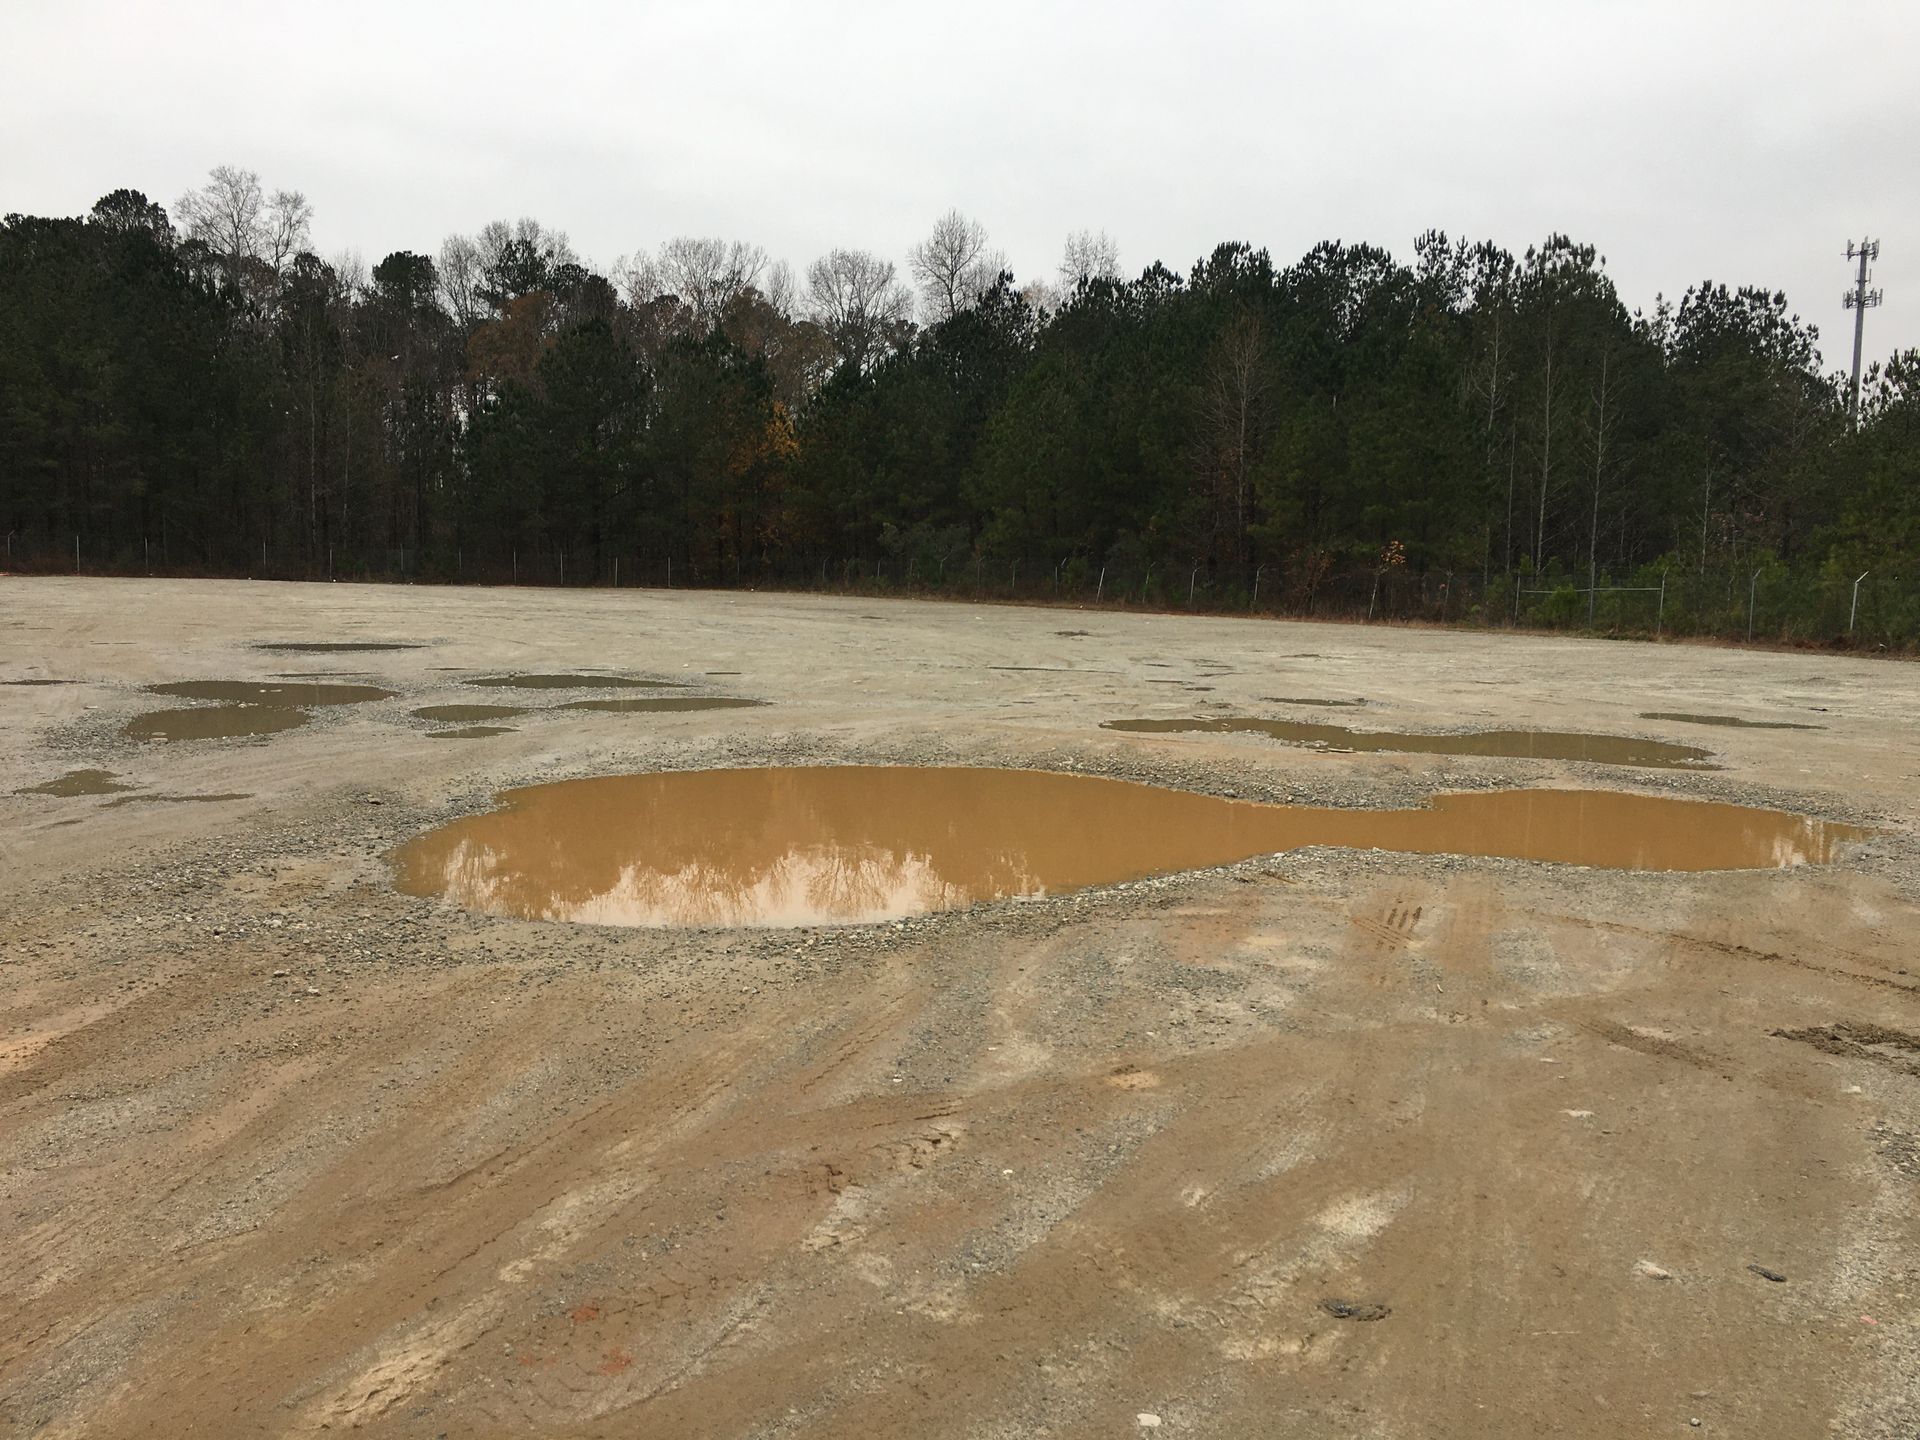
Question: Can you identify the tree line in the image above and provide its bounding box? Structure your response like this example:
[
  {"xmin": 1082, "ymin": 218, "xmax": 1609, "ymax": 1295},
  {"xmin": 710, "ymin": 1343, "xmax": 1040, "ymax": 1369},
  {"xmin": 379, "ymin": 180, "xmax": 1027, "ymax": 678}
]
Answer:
[{"xmin": 3, "ymin": 168, "xmax": 1915, "ymax": 644}]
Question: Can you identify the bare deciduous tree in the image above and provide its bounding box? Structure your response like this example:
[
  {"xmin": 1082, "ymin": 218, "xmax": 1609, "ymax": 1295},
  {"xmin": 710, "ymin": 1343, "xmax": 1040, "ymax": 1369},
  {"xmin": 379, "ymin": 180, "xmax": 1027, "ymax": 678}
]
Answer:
[
  {"xmin": 264, "ymin": 189, "xmax": 314, "ymax": 275},
  {"xmin": 1195, "ymin": 312, "xmax": 1274, "ymax": 568},
  {"xmin": 1058, "ymin": 228, "xmax": 1120, "ymax": 291},
  {"xmin": 436, "ymin": 233, "xmax": 486, "ymax": 331},
  {"xmin": 176, "ymin": 165, "xmax": 311, "ymax": 281},
  {"xmin": 765, "ymin": 259, "xmax": 797, "ymax": 319},
  {"xmin": 176, "ymin": 165, "xmax": 264, "ymax": 270},
  {"xmin": 619, "ymin": 238, "xmax": 770, "ymax": 329},
  {"xmin": 805, "ymin": 248, "xmax": 914, "ymax": 375},
  {"xmin": 909, "ymin": 210, "xmax": 1003, "ymax": 322}
]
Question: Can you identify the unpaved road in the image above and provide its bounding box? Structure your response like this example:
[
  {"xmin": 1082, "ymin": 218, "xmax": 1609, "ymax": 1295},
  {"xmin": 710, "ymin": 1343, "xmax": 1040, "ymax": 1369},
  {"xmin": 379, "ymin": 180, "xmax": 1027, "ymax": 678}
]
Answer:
[{"xmin": 4, "ymin": 578, "xmax": 1919, "ymax": 1438}]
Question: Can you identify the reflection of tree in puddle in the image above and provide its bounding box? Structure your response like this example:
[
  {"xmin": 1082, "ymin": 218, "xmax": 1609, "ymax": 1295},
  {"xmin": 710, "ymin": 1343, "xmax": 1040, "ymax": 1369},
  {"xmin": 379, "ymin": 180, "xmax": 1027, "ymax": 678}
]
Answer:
[
  {"xmin": 417, "ymin": 770, "xmax": 1050, "ymax": 926},
  {"xmin": 397, "ymin": 768, "xmax": 1862, "ymax": 929}
]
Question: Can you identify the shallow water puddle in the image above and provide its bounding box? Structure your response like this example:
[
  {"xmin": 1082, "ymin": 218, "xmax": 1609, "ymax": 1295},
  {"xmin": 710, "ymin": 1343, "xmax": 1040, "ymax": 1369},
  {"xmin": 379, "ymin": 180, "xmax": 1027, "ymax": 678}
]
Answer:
[
  {"xmin": 15, "ymin": 769, "xmax": 135, "ymax": 797},
  {"xmin": 104, "ymin": 792, "xmax": 252, "ymax": 806},
  {"xmin": 1263, "ymin": 696, "xmax": 1367, "ymax": 709},
  {"xmin": 393, "ymin": 767, "xmax": 1855, "ymax": 929},
  {"xmin": 1105, "ymin": 717, "xmax": 1715, "ymax": 770},
  {"xmin": 147, "ymin": 681, "xmax": 394, "ymax": 706},
  {"xmin": 430, "ymin": 726, "xmax": 518, "ymax": 740},
  {"xmin": 559, "ymin": 697, "xmax": 765, "ymax": 714},
  {"xmin": 127, "ymin": 679, "xmax": 394, "ymax": 743},
  {"xmin": 412, "ymin": 704, "xmax": 528, "ymax": 723},
  {"xmin": 126, "ymin": 706, "xmax": 310, "ymax": 741},
  {"xmin": 465, "ymin": 674, "xmax": 676, "ymax": 690},
  {"xmin": 1640, "ymin": 712, "xmax": 1824, "ymax": 731},
  {"xmin": 255, "ymin": 642, "xmax": 421, "ymax": 653},
  {"xmin": 2, "ymin": 678, "xmax": 73, "ymax": 686}
]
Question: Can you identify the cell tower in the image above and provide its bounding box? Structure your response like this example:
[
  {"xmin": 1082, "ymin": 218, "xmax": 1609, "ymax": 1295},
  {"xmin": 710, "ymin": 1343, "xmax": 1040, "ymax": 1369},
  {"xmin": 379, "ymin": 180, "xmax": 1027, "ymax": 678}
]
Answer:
[{"xmin": 1843, "ymin": 238, "xmax": 1883, "ymax": 429}]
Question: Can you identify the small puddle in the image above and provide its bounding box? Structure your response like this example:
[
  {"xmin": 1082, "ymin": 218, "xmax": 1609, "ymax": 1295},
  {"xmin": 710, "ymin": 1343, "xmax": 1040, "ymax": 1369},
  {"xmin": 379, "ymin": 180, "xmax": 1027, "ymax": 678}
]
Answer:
[
  {"xmin": 430, "ymin": 726, "xmax": 518, "ymax": 740},
  {"xmin": 147, "ymin": 681, "xmax": 395, "ymax": 706},
  {"xmin": 1263, "ymin": 696, "xmax": 1367, "ymax": 708},
  {"xmin": 1104, "ymin": 717, "xmax": 1715, "ymax": 770},
  {"xmin": 104, "ymin": 792, "xmax": 252, "ymax": 807},
  {"xmin": 3, "ymin": 678, "xmax": 73, "ymax": 686},
  {"xmin": 412, "ymin": 704, "xmax": 528, "ymax": 723},
  {"xmin": 393, "ymin": 767, "xmax": 1856, "ymax": 929},
  {"xmin": 559, "ymin": 697, "xmax": 766, "ymax": 714},
  {"xmin": 1640, "ymin": 712, "xmax": 1825, "ymax": 731},
  {"xmin": 256, "ymin": 642, "xmax": 422, "ymax": 653},
  {"xmin": 16, "ymin": 769, "xmax": 136, "ymax": 797},
  {"xmin": 466, "ymin": 674, "xmax": 677, "ymax": 690},
  {"xmin": 126, "ymin": 706, "xmax": 310, "ymax": 741}
]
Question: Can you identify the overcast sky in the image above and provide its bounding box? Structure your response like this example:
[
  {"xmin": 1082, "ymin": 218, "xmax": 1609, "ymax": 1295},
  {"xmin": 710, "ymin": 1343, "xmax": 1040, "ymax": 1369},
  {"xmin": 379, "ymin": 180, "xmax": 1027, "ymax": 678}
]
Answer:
[{"xmin": 5, "ymin": 0, "xmax": 1914, "ymax": 366}]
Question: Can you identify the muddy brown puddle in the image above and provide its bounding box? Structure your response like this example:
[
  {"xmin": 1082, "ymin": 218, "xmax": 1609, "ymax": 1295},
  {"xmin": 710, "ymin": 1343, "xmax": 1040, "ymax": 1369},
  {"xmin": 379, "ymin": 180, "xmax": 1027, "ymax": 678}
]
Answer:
[
  {"xmin": 430, "ymin": 726, "xmax": 517, "ymax": 739},
  {"xmin": 1640, "ymin": 712, "xmax": 1824, "ymax": 730},
  {"xmin": 1106, "ymin": 716, "xmax": 1715, "ymax": 769},
  {"xmin": 559, "ymin": 697, "xmax": 765, "ymax": 713},
  {"xmin": 126, "ymin": 706, "xmax": 311, "ymax": 741},
  {"xmin": 147, "ymin": 681, "xmax": 395, "ymax": 706},
  {"xmin": 127, "ymin": 679, "xmax": 394, "ymax": 742},
  {"xmin": 255, "ymin": 642, "xmax": 422, "ymax": 653},
  {"xmin": 15, "ymin": 769, "xmax": 135, "ymax": 797},
  {"xmin": 413, "ymin": 704, "xmax": 528, "ymax": 723},
  {"xmin": 466, "ymin": 674, "xmax": 678, "ymax": 690},
  {"xmin": 394, "ymin": 767, "xmax": 1857, "ymax": 929}
]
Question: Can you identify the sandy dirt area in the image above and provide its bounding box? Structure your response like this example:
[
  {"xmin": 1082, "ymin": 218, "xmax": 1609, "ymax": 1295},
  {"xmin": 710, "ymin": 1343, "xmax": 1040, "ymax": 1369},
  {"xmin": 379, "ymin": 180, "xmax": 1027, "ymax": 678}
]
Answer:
[{"xmin": 3, "ymin": 577, "xmax": 1919, "ymax": 1438}]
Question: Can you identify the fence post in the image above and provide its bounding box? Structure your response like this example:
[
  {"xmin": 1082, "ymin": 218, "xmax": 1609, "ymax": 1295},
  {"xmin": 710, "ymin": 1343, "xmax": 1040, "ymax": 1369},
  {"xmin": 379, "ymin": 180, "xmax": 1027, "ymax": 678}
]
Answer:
[
  {"xmin": 1747, "ymin": 569, "xmax": 1760, "ymax": 643},
  {"xmin": 1849, "ymin": 571, "xmax": 1869, "ymax": 635},
  {"xmin": 1251, "ymin": 565, "xmax": 1263, "ymax": 611},
  {"xmin": 1657, "ymin": 571, "xmax": 1666, "ymax": 636},
  {"xmin": 76, "ymin": 534, "xmax": 81, "ymax": 574},
  {"xmin": 513, "ymin": 549, "xmax": 518, "ymax": 584},
  {"xmin": 1096, "ymin": 565, "xmax": 1105, "ymax": 603},
  {"xmin": 1189, "ymin": 566, "xmax": 1199, "ymax": 606}
]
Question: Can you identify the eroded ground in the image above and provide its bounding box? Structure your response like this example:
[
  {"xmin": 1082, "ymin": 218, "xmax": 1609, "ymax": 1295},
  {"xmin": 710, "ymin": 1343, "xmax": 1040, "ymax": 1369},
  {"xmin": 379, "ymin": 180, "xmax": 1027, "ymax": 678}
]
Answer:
[{"xmin": 3, "ymin": 578, "xmax": 1918, "ymax": 1438}]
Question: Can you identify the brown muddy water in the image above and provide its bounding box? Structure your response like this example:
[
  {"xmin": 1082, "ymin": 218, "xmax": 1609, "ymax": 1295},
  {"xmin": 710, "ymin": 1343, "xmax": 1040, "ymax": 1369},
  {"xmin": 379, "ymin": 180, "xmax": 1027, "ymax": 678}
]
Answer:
[
  {"xmin": 103, "ymin": 792, "xmax": 252, "ymax": 806},
  {"xmin": 1105, "ymin": 717, "xmax": 1716, "ymax": 769},
  {"xmin": 412, "ymin": 704, "xmax": 528, "ymax": 723},
  {"xmin": 15, "ymin": 769, "xmax": 135, "ymax": 797},
  {"xmin": 127, "ymin": 680, "xmax": 395, "ymax": 743},
  {"xmin": 126, "ymin": 706, "xmax": 311, "ymax": 741},
  {"xmin": 3, "ymin": 678, "xmax": 73, "ymax": 686},
  {"xmin": 1262, "ymin": 696, "xmax": 1367, "ymax": 708},
  {"xmin": 393, "ymin": 767, "xmax": 1856, "ymax": 930},
  {"xmin": 558, "ymin": 697, "xmax": 766, "ymax": 714},
  {"xmin": 255, "ymin": 642, "xmax": 422, "ymax": 653},
  {"xmin": 465, "ymin": 674, "xmax": 677, "ymax": 690},
  {"xmin": 146, "ymin": 681, "xmax": 396, "ymax": 706},
  {"xmin": 1640, "ymin": 712, "xmax": 1825, "ymax": 731},
  {"xmin": 429, "ymin": 726, "xmax": 517, "ymax": 740}
]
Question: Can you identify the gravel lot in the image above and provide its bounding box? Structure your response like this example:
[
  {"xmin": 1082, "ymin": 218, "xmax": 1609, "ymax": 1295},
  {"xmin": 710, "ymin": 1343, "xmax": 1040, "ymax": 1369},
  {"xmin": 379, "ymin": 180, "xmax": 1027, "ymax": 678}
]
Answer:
[{"xmin": 4, "ymin": 576, "xmax": 1918, "ymax": 1438}]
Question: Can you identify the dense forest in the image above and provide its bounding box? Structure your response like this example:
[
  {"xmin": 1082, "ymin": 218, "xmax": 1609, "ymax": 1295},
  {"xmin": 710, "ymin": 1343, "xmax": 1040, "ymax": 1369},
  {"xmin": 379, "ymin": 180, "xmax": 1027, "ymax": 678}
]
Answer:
[{"xmin": 4, "ymin": 169, "xmax": 1916, "ymax": 644}]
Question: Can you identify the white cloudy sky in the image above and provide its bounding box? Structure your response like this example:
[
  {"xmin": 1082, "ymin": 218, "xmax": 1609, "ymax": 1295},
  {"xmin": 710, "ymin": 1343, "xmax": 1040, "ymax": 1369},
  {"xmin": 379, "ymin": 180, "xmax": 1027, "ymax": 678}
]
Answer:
[{"xmin": 4, "ymin": 0, "xmax": 1913, "ymax": 364}]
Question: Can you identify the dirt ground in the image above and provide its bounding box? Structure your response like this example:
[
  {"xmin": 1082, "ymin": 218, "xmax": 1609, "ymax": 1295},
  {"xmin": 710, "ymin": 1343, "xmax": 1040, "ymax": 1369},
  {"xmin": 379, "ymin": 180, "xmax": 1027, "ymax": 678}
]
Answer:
[{"xmin": 4, "ymin": 577, "xmax": 1918, "ymax": 1439}]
